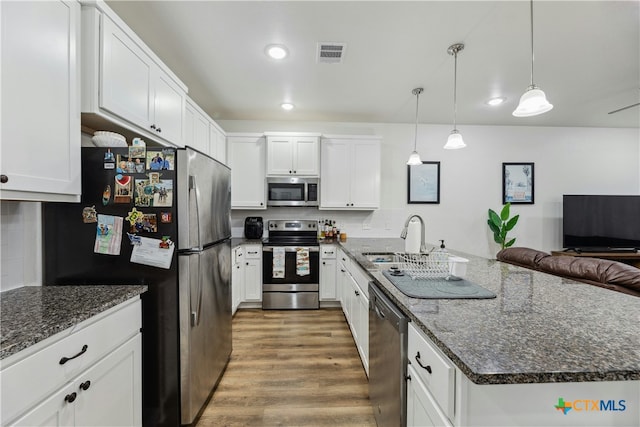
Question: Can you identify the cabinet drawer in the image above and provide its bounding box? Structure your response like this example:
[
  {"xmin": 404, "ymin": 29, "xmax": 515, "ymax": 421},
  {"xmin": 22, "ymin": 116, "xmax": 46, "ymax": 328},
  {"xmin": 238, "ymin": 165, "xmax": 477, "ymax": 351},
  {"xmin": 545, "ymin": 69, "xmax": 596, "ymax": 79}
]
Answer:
[
  {"xmin": 243, "ymin": 245, "xmax": 262, "ymax": 259},
  {"xmin": 408, "ymin": 323, "xmax": 455, "ymax": 421},
  {"xmin": 1, "ymin": 298, "xmax": 141, "ymax": 425},
  {"xmin": 320, "ymin": 245, "xmax": 337, "ymax": 259}
]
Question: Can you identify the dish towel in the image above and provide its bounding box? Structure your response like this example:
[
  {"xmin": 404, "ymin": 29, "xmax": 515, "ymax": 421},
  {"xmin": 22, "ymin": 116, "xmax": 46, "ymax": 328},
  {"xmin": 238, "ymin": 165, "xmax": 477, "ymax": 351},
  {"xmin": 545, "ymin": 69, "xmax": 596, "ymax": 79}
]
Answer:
[
  {"xmin": 272, "ymin": 247, "xmax": 285, "ymax": 278},
  {"xmin": 296, "ymin": 248, "xmax": 310, "ymax": 276}
]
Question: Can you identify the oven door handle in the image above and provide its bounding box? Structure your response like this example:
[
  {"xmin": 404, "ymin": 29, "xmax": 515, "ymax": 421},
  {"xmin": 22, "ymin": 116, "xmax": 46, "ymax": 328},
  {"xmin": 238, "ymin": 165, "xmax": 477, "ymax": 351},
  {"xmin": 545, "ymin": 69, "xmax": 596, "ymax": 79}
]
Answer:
[{"xmin": 263, "ymin": 246, "xmax": 320, "ymax": 253}]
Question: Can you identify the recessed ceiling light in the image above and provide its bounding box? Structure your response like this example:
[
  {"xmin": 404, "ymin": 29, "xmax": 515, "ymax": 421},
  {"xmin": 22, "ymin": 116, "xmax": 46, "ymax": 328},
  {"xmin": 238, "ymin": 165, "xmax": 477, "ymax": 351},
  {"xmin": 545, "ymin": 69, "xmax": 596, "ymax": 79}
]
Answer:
[
  {"xmin": 265, "ymin": 44, "xmax": 288, "ymax": 60},
  {"xmin": 281, "ymin": 103, "xmax": 294, "ymax": 111},
  {"xmin": 486, "ymin": 97, "xmax": 506, "ymax": 106}
]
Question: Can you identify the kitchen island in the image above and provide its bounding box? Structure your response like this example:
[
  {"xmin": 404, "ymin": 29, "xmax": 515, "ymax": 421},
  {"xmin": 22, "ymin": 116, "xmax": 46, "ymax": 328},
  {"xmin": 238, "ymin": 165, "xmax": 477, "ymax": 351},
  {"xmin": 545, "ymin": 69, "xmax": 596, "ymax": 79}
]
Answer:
[{"xmin": 339, "ymin": 238, "xmax": 640, "ymax": 426}]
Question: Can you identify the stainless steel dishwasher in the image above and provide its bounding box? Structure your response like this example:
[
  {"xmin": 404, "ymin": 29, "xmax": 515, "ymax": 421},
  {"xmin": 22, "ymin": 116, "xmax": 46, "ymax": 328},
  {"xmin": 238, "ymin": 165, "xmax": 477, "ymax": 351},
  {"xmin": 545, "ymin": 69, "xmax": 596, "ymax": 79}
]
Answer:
[{"xmin": 369, "ymin": 282, "xmax": 408, "ymax": 427}]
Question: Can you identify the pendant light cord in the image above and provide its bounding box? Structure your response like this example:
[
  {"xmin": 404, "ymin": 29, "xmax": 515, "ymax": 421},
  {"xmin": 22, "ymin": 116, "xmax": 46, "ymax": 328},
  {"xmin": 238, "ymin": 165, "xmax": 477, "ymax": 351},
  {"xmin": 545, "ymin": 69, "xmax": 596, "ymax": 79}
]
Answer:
[
  {"xmin": 529, "ymin": 0, "xmax": 535, "ymax": 86},
  {"xmin": 453, "ymin": 50, "xmax": 458, "ymax": 131},
  {"xmin": 412, "ymin": 88, "xmax": 423, "ymax": 151}
]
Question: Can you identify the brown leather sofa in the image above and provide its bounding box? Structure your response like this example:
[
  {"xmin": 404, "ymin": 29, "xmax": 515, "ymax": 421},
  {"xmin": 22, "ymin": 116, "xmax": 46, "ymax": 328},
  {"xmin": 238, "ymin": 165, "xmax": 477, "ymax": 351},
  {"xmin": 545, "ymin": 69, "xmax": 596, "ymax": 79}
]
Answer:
[{"xmin": 497, "ymin": 247, "xmax": 640, "ymax": 297}]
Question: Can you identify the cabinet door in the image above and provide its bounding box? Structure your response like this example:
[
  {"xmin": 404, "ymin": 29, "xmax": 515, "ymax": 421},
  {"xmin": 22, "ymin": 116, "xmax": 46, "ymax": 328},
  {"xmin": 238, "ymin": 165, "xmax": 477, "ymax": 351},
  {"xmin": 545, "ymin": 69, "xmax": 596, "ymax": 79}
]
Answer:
[
  {"xmin": 11, "ymin": 383, "xmax": 75, "ymax": 427},
  {"xmin": 209, "ymin": 124, "xmax": 226, "ymax": 164},
  {"xmin": 231, "ymin": 261, "xmax": 243, "ymax": 314},
  {"xmin": 243, "ymin": 259, "xmax": 262, "ymax": 302},
  {"xmin": 0, "ymin": 0, "xmax": 81, "ymax": 200},
  {"xmin": 292, "ymin": 137, "xmax": 319, "ymax": 176},
  {"xmin": 406, "ymin": 365, "xmax": 452, "ymax": 427},
  {"xmin": 319, "ymin": 140, "xmax": 351, "ymax": 208},
  {"xmin": 319, "ymin": 258, "xmax": 337, "ymax": 300},
  {"xmin": 229, "ymin": 136, "xmax": 266, "ymax": 209},
  {"xmin": 266, "ymin": 137, "xmax": 294, "ymax": 175},
  {"xmin": 74, "ymin": 334, "xmax": 142, "ymax": 427},
  {"xmin": 152, "ymin": 71, "xmax": 185, "ymax": 146},
  {"xmin": 100, "ymin": 16, "xmax": 153, "ymax": 129},
  {"xmin": 357, "ymin": 292, "xmax": 369, "ymax": 375},
  {"xmin": 184, "ymin": 103, "xmax": 209, "ymax": 154},
  {"xmin": 350, "ymin": 141, "xmax": 381, "ymax": 208}
]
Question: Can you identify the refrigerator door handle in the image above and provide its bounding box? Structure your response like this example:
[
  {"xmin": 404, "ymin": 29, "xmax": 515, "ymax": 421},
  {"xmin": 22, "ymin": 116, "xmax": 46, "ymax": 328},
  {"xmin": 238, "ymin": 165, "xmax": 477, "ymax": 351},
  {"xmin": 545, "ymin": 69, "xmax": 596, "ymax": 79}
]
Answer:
[
  {"xmin": 189, "ymin": 175, "xmax": 203, "ymax": 251},
  {"xmin": 191, "ymin": 253, "xmax": 203, "ymax": 326}
]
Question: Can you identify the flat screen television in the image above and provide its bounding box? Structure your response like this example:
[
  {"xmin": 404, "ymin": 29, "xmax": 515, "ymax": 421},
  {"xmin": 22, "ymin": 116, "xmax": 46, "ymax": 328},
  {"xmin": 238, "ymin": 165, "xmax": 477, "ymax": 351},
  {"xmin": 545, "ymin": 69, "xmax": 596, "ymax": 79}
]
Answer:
[{"xmin": 563, "ymin": 195, "xmax": 640, "ymax": 252}]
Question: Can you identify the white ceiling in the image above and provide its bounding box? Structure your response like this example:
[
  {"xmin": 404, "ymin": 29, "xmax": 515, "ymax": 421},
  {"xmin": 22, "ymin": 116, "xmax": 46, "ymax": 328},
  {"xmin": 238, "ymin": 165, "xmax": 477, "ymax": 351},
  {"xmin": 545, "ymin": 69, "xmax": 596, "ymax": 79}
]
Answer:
[{"xmin": 106, "ymin": 1, "xmax": 640, "ymax": 128}]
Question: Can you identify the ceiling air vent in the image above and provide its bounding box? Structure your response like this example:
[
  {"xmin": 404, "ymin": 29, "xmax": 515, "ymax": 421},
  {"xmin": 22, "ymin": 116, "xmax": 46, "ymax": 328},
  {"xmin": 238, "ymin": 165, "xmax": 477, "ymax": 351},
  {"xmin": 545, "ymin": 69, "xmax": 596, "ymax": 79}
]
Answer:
[{"xmin": 317, "ymin": 42, "xmax": 346, "ymax": 64}]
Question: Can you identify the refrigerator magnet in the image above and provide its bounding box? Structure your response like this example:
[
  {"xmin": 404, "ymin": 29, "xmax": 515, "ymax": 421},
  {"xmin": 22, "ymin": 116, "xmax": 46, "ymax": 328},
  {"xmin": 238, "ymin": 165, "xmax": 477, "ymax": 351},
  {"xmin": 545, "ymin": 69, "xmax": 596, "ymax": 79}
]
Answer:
[
  {"xmin": 135, "ymin": 179, "xmax": 152, "ymax": 207},
  {"xmin": 104, "ymin": 149, "xmax": 115, "ymax": 162},
  {"xmin": 131, "ymin": 213, "xmax": 157, "ymax": 233},
  {"xmin": 160, "ymin": 212, "xmax": 172, "ymax": 223},
  {"xmin": 159, "ymin": 236, "xmax": 173, "ymax": 249},
  {"xmin": 130, "ymin": 138, "xmax": 146, "ymax": 159},
  {"xmin": 127, "ymin": 232, "xmax": 142, "ymax": 246},
  {"xmin": 102, "ymin": 185, "xmax": 111, "ymax": 206},
  {"xmin": 114, "ymin": 175, "xmax": 133, "ymax": 203},
  {"xmin": 82, "ymin": 206, "xmax": 98, "ymax": 223},
  {"xmin": 125, "ymin": 207, "xmax": 144, "ymax": 226}
]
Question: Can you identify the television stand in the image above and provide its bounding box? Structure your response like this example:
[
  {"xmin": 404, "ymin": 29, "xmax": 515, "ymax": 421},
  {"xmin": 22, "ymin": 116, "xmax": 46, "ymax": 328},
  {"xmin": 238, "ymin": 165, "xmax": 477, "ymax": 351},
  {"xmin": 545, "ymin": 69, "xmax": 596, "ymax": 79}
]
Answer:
[{"xmin": 552, "ymin": 250, "xmax": 640, "ymax": 268}]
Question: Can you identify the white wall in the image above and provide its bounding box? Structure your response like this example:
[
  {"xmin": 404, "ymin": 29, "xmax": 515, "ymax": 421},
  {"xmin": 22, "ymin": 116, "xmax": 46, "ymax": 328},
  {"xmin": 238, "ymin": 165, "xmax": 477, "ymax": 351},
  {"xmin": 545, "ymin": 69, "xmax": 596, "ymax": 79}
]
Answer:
[{"xmin": 221, "ymin": 119, "xmax": 640, "ymax": 258}]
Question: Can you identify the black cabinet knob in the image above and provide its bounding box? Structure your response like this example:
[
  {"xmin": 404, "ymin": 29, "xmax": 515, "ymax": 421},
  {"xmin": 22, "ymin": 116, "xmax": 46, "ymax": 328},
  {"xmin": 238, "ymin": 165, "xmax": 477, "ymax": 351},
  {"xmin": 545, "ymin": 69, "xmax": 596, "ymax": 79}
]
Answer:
[
  {"xmin": 80, "ymin": 380, "xmax": 91, "ymax": 391},
  {"xmin": 64, "ymin": 392, "xmax": 77, "ymax": 403},
  {"xmin": 157, "ymin": 128, "xmax": 162, "ymax": 133},
  {"xmin": 0, "ymin": 175, "xmax": 7, "ymax": 183},
  {"xmin": 150, "ymin": 124, "xmax": 156, "ymax": 130}
]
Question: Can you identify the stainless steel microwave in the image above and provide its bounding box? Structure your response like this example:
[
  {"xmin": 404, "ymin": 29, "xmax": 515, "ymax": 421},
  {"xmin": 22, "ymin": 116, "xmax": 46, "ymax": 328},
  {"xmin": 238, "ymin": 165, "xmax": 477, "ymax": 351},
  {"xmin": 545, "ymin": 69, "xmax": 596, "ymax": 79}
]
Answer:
[{"xmin": 266, "ymin": 177, "xmax": 319, "ymax": 207}]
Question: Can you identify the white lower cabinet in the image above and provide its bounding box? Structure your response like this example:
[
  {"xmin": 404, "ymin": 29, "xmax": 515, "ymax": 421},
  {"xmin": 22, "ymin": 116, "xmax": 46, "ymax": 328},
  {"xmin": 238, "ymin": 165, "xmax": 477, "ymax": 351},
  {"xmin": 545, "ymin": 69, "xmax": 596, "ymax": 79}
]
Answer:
[
  {"xmin": 337, "ymin": 248, "xmax": 369, "ymax": 376},
  {"xmin": 231, "ymin": 246, "xmax": 244, "ymax": 314},
  {"xmin": 1, "ymin": 298, "xmax": 142, "ymax": 427},
  {"xmin": 407, "ymin": 364, "xmax": 452, "ymax": 427},
  {"xmin": 319, "ymin": 245, "xmax": 337, "ymax": 301},
  {"xmin": 13, "ymin": 335, "xmax": 141, "ymax": 427},
  {"xmin": 242, "ymin": 244, "xmax": 262, "ymax": 302}
]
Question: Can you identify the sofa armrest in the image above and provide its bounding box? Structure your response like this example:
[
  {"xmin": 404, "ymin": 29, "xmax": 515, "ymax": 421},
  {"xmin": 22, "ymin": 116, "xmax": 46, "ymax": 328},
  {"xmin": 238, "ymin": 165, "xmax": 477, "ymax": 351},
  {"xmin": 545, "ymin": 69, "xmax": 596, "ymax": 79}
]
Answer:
[{"xmin": 496, "ymin": 247, "xmax": 550, "ymax": 269}]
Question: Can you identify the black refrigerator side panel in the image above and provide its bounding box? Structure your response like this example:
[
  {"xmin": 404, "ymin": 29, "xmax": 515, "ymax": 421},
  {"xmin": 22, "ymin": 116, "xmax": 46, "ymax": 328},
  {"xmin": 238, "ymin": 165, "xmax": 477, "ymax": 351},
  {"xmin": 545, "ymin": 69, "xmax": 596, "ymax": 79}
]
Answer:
[{"xmin": 42, "ymin": 147, "xmax": 180, "ymax": 427}]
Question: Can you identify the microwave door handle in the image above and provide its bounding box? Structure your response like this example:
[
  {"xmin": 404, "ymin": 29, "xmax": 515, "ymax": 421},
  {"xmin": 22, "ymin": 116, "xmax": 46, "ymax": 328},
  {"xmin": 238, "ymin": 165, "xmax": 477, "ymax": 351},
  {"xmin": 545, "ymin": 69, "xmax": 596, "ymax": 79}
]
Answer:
[{"xmin": 189, "ymin": 175, "xmax": 203, "ymax": 251}]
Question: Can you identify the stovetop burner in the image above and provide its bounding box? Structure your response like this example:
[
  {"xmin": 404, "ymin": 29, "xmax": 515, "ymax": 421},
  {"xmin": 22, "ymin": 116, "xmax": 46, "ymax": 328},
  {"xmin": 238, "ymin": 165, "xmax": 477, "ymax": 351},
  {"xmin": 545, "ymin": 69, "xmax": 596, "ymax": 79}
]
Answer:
[{"xmin": 263, "ymin": 220, "xmax": 319, "ymax": 246}]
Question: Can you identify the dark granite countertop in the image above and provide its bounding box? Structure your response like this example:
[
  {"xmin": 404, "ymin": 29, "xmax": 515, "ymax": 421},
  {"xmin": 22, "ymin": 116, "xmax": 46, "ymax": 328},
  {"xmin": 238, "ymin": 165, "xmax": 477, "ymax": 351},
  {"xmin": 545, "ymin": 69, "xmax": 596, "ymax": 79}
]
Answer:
[
  {"xmin": 231, "ymin": 237, "xmax": 264, "ymax": 247},
  {"xmin": 1, "ymin": 285, "xmax": 147, "ymax": 361},
  {"xmin": 338, "ymin": 238, "xmax": 640, "ymax": 385}
]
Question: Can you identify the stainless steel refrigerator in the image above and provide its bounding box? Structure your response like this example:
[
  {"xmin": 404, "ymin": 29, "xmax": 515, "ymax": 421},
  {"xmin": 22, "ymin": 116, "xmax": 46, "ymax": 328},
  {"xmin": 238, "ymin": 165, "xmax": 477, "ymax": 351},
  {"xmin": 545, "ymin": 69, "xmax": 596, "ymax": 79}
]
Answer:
[{"xmin": 43, "ymin": 146, "xmax": 232, "ymax": 426}]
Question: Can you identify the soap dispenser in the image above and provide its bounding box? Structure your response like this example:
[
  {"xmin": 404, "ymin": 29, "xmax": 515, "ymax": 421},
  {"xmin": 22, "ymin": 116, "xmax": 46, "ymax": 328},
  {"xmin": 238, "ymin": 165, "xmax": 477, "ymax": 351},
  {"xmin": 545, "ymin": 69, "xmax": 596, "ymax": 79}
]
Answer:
[{"xmin": 433, "ymin": 239, "xmax": 449, "ymax": 262}]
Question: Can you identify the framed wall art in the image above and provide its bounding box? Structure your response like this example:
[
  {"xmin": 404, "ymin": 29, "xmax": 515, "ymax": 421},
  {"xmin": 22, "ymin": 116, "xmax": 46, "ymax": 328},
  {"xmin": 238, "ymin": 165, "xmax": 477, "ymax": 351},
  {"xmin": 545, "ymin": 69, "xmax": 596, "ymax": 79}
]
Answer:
[
  {"xmin": 502, "ymin": 162, "xmax": 534, "ymax": 204},
  {"xmin": 408, "ymin": 161, "xmax": 440, "ymax": 204}
]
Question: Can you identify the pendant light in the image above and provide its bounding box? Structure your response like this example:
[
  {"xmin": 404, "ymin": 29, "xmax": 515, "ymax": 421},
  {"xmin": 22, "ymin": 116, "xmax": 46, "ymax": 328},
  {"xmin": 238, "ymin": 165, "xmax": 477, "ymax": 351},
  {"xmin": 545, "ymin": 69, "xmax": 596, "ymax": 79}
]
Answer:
[
  {"xmin": 444, "ymin": 43, "xmax": 466, "ymax": 150},
  {"xmin": 407, "ymin": 87, "xmax": 424, "ymax": 165},
  {"xmin": 513, "ymin": 0, "xmax": 553, "ymax": 117}
]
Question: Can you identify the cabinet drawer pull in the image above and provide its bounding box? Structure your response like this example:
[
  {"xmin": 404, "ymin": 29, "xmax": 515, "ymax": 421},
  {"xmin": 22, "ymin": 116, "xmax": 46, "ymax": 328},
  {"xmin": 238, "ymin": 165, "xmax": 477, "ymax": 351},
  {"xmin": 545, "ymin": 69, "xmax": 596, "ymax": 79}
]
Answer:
[
  {"xmin": 79, "ymin": 380, "xmax": 91, "ymax": 391},
  {"xmin": 354, "ymin": 290, "xmax": 360, "ymax": 296},
  {"xmin": 0, "ymin": 174, "xmax": 7, "ymax": 183},
  {"xmin": 64, "ymin": 392, "xmax": 77, "ymax": 403},
  {"xmin": 150, "ymin": 124, "xmax": 156, "ymax": 130},
  {"xmin": 415, "ymin": 351, "xmax": 432, "ymax": 374},
  {"xmin": 59, "ymin": 344, "xmax": 88, "ymax": 365}
]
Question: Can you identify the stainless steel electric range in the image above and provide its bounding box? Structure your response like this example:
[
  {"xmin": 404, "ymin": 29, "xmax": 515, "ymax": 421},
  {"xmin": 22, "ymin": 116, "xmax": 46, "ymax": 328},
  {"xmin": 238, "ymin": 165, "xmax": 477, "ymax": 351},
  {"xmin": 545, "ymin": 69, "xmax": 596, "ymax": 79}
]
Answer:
[{"xmin": 262, "ymin": 220, "xmax": 320, "ymax": 309}]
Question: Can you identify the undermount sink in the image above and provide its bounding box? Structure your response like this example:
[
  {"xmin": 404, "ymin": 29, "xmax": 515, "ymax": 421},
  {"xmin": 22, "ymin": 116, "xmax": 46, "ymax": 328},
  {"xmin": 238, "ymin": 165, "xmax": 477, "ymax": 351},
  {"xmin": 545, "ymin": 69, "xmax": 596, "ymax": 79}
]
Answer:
[{"xmin": 363, "ymin": 252, "xmax": 397, "ymax": 264}]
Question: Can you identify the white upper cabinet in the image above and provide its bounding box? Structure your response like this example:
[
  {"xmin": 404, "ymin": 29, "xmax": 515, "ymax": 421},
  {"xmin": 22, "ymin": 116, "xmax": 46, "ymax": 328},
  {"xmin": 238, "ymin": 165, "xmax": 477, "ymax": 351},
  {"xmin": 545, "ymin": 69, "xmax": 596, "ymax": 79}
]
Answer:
[
  {"xmin": 320, "ymin": 136, "xmax": 381, "ymax": 209},
  {"xmin": 266, "ymin": 133, "xmax": 320, "ymax": 176},
  {"xmin": 228, "ymin": 134, "xmax": 266, "ymax": 209},
  {"xmin": 81, "ymin": 3, "xmax": 187, "ymax": 147},
  {"xmin": 209, "ymin": 122, "xmax": 227, "ymax": 164},
  {"xmin": 184, "ymin": 97, "xmax": 226, "ymax": 164},
  {"xmin": 0, "ymin": 0, "xmax": 81, "ymax": 202}
]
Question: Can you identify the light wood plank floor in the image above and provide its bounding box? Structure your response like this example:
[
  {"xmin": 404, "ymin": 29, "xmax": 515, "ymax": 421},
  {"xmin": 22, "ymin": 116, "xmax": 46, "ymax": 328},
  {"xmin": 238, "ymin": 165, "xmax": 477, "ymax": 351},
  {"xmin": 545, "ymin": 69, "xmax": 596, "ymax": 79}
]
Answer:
[{"xmin": 197, "ymin": 308, "xmax": 377, "ymax": 427}]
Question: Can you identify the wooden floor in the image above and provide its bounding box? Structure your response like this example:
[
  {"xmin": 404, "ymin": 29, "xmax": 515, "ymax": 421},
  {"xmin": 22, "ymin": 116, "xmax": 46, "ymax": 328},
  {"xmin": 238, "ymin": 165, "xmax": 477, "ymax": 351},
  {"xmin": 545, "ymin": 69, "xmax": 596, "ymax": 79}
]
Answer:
[{"xmin": 197, "ymin": 308, "xmax": 377, "ymax": 427}]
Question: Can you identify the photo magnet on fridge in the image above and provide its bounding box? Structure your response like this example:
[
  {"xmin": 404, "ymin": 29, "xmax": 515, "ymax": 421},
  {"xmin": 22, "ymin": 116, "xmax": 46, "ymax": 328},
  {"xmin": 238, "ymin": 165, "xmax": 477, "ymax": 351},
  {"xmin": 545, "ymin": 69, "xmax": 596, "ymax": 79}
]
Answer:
[{"xmin": 114, "ymin": 175, "xmax": 133, "ymax": 203}]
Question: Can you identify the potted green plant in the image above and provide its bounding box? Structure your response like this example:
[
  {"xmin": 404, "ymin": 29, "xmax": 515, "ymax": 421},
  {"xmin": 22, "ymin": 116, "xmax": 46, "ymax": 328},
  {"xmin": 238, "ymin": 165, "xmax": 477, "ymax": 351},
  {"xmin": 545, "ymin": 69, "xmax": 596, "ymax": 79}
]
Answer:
[{"xmin": 488, "ymin": 202, "xmax": 519, "ymax": 249}]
